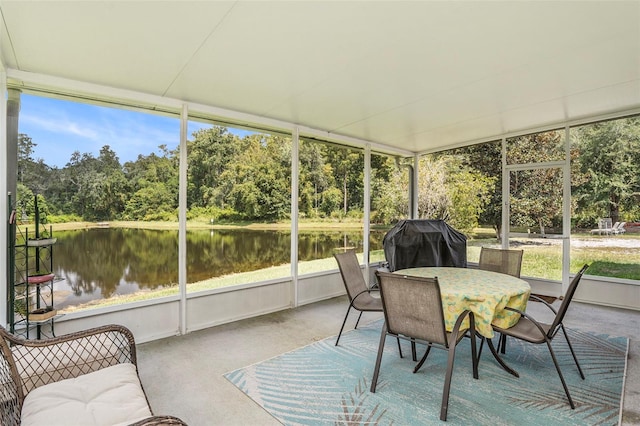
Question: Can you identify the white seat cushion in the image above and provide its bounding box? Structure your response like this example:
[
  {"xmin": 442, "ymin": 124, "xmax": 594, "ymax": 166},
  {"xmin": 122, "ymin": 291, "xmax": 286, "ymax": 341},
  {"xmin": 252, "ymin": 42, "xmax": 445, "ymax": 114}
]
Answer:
[{"xmin": 21, "ymin": 363, "xmax": 152, "ymax": 426}]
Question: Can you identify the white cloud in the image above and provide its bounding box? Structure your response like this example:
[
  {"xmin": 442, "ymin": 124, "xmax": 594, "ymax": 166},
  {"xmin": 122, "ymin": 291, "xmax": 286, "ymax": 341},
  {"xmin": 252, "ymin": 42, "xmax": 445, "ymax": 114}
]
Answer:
[{"xmin": 20, "ymin": 113, "xmax": 100, "ymax": 140}]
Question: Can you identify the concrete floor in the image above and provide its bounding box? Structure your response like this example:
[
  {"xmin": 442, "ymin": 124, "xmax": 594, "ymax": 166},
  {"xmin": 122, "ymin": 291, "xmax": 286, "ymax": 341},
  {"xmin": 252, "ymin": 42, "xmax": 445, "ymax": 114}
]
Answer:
[{"xmin": 137, "ymin": 296, "xmax": 640, "ymax": 425}]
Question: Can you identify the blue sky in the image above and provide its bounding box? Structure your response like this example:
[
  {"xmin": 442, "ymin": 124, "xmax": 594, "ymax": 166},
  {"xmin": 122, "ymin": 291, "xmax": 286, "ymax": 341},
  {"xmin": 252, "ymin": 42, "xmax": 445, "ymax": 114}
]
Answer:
[{"xmin": 18, "ymin": 94, "xmax": 250, "ymax": 168}]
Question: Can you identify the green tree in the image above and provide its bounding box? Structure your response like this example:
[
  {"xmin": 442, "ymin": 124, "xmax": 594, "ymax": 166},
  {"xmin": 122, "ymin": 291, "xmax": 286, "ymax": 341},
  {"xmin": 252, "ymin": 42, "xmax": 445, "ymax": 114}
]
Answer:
[
  {"xmin": 510, "ymin": 168, "xmax": 563, "ymax": 235},
  {"xmin": 16, "ymin": 133, "xmax": 57, "ymax": 215},
  {"xmin": 319, "ymin": 187, "xmax": 343, "ymax": 217},
  {"xmin": 122, "ymin": 148, "xmax": 179, "ymax": 220},
  {"xmin": 220, "ymin": 134, "xmax": 291, "ymax": 220},
  {"xmin": 187, "ymin": 126, "xmax": 241, "ymax": 208},
  {"xmin": 15, "ymin": 183, "xmax": 34, "ymax": 223},
  {"xmin": 418, "ymin": 155, "xmax": 493, "ymax": 235},
  {"xmin": 443, "ymin": 141, "xmax": 503, "ymax": 239},
  {"xmin": 17, "ymin": 186, "xmax": 51, "ymax": 225},
  {"xmin": 572, "ymin": 117, "xmax": 640, "ymax": 224},
  {"xmin": 322, "ymin": 145, "xmax": 364, "ymax": 216},
  {"xmin": 372, "ymin": 158, "xmax": 410, "ymax": 224},
  {"xmin": 507, "ymin": 131, "xmax": 565, "ymax": 235},
  {"xmin": 417, "ymin": 156, "xmax": 449, "ymax": 219},
  {"xmin": 299, "ymin": 141, "xmax": 331, "ymax": 218},
  {"xmin": 93, "ymin": 146, "xmax": 127, "ymax": 220},
  {"xmin": 61, "ymin": 151, "xmax": 101, "ymax": 219},
  {"xmin": 17, "ymin": 133, "xmax": 37, "ymax": 185},
  {"xmin": 124, "ymin": 183, "xmax": 175, "ymax": 220},
  {"xmin": 445, "ymin": 157, "xmax": 494, "ymax": 233}
]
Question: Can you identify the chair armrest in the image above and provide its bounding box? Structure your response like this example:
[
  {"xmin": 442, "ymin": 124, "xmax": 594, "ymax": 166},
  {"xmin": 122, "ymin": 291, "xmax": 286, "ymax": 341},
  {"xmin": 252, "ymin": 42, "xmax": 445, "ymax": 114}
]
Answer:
[
  {"xmin": 352, "ymin": 288, "xmax": 380, "ymax": 301},
  {"xmin": 6, "ymin": 325, "xmax": 137, "ymax": 395},
  {"xmin": 502, "ymin": 307, "xmax": 550, "ymax": 338},
  {"xmin": 451, "ymin": 309, "xmax": 473, "ymax": 342},
  {"xmin": 529, "ymin": 295, "xmax": 558, "ymax": 314},
  {"xmin": 129, "ymin": 415, "xmax": 188, "ymax": 425},
  {"xmin": 0, "ymin": 339, "xmax": 23, "ymax": 425}
]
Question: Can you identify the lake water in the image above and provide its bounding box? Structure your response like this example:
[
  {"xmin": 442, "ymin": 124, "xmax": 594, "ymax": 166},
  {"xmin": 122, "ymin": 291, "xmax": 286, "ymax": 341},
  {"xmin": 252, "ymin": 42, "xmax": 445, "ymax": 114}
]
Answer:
[{"xmin": 49, "ymin": 228, "xmax": 386, "ymax": 309}]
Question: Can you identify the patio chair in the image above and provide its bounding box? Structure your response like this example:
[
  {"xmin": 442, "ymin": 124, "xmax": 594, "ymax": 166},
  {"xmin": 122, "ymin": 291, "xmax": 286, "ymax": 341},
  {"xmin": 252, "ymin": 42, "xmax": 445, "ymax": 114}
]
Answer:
[
  {"xmin": 371, "ymin": 271, "xmax": 478, "ymax": 421},
  {"xmin": 478, "ymin": 247, "xmax": 524, "ymax": 278},
  {"xmin": 478, "ymin": 247, "xmax": 524, "ymax": 354},
  {"xmin": 612, "ymin": 221, "xmax": 627, "ymax": 234},
  {"xmin": 487, "ymin": 264, "xmax": 589, "ymax": 409},
  {"xmin": 334, "ymin": 250, "xmax": 402, "ymax": 354},
  {"xmin": 590, "ymin": 218, "xmax": 613, "ymax": 235}
]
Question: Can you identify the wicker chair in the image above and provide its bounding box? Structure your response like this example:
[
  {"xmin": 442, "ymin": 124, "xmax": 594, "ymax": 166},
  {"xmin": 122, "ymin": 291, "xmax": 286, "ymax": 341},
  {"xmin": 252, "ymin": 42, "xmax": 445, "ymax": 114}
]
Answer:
[
  {"xmin": 0, "ymin": 324, "xmax": 187, "ymax": 426},
  {"xmin": 486, "ymin": 264, "xmax": 589, "ymax": 409},
  {"xmin": 371, "ymin": 271, "xmax": 478, "ymax": 421},
  {"xmin": 478, "ymin": 247, "xmax": 524, "ymax": 278}
]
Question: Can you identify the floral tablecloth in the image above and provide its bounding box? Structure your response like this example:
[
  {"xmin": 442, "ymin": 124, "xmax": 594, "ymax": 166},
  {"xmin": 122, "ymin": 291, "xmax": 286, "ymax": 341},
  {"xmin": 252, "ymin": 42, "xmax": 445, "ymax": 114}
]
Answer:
[{"xmin": 394, "ymin": 267, "xmax": 531, "ymax": 338}]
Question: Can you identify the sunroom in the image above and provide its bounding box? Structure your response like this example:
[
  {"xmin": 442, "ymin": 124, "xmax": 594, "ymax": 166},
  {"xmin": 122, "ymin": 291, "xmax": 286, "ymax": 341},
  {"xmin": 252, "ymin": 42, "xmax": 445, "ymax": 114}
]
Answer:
[{"xmin": 1, "ymin": 1, "xmax": 639, "ymax": 424}]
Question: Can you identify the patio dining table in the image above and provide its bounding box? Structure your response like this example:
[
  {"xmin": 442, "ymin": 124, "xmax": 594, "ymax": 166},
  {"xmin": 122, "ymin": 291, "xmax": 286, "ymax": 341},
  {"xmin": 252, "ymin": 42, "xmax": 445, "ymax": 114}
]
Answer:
[{"xmin": 392, "ymin": 267, "xmax": 531, "ymax": 339}]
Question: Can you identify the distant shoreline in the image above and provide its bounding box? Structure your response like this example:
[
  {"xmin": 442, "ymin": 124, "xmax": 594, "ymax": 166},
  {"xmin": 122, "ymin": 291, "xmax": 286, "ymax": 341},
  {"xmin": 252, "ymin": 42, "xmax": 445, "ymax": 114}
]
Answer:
[{"xmin": 19, "ymin": 219, "xmax": 379, "ymax": 233}]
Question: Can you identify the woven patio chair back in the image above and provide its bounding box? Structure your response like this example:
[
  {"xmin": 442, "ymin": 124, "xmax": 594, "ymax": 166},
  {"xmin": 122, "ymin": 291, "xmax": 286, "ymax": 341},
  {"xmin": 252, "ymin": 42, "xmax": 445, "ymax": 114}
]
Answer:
[
  {"xmin": 376, "ymin": 272, "xmax": 448, "ymax": 346},
  {"xmin": 334, "ymin": 249, "xmax": 368, "ymax": 301},
  {"xmin": 479, "ymin": 247, "xmax": 524, "ymax": 278},
  {"xmin": 547, "ymin": 264, "xmax": 590, "ymax": 337}
]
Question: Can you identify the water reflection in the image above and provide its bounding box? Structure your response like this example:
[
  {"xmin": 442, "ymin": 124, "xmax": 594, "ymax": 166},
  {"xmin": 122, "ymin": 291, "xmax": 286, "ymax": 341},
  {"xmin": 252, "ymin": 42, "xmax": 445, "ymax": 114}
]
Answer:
[{"xmin": 52, "ymin": 228, "xmax": 384, "ymax": 309}]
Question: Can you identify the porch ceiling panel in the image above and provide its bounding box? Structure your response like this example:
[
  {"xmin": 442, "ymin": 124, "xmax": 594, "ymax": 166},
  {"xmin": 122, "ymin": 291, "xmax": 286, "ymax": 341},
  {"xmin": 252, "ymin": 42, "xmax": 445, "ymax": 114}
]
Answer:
[
  {"xmin": 1, "ymin": 1, "xmax": 639, "ymax": 154},
  {"xmin": 0, "ymin": 2, "xmax": 236, "ymax": 96}
]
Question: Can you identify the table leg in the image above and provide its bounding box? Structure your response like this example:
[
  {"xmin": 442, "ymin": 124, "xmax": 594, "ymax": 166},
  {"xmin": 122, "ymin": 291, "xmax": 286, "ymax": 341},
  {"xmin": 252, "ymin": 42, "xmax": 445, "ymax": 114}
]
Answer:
[
  {"xmin": 498, "ymin": 333, "xmax": 507, "ymax": 354},
  {"xmin": 486, "ymin": 337, "xmax": 519, "ymax": 378}
]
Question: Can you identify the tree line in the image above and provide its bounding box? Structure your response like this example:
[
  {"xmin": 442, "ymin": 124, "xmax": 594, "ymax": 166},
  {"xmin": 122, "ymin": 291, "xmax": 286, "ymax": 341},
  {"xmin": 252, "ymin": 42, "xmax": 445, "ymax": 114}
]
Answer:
[{"xmin": 15, "ymin": 116, "xmax": 640, "ymax": 235}]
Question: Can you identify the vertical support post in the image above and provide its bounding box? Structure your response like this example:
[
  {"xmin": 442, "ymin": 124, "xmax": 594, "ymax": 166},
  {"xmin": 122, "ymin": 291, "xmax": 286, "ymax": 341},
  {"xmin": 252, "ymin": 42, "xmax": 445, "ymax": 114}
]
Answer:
[
  {"xmin": 501, "ymin": 137, "xmax": 509, "ymax": 248},
  {"xmin": 562, "ymin": 125, "xmax": 572, "ymax": 293},
  {"xmin": 178, "ymin": 104, "xmax": 188, "ymax": 335},
  {"xmin": 6, "ymin": 89, "xmax": 20, "ymax": 205},
  {"xmin": 363, "ymin": 144, "xmax": 371, "ymax": 285},
  {"xmin": 412, "ymin": 154, "xmax": 419, "ymax": 219},
  {"xmin": 290, "ymin": 127, "xmax": 299, "ymax": 307},
  {"xmin": 1, "ymin": 76, "xmax": 12, "ymax": 327},
  {"xmin": 6, "ymin": 193, "xmax": 15, "ymax": 330}
]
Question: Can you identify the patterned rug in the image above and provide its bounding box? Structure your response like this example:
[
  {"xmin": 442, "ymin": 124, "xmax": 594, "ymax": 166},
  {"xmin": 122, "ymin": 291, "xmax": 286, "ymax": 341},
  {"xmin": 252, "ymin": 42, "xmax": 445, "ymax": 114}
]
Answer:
[{"xmin": 225, "ymin": 320, "xmax": 628, "ymax": 425}]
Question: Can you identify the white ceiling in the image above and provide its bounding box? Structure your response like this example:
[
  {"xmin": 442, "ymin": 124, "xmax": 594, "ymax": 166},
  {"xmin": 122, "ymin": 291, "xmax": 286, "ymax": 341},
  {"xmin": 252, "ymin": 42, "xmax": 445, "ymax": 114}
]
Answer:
[{"xmin": 1, "ymin": 1, "xmax": 639, "ymax": 154}]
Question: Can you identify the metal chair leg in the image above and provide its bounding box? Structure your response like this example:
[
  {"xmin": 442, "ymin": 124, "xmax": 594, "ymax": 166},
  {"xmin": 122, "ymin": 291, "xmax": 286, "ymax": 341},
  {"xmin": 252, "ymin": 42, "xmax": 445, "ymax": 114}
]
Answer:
[
  {"xmin": 561, "ymin": 325, "xmax": 585, "ymax": 379},
  {"xmin": 545, "ymin": 339, "xmax": 575, "ymax": 409},
  {"xmin": 413, "ymin": 345, "xmax": 432, "ymax": 373},
  {"xmin": 396, "ymin": 336, "xmax": 404, "ymax": 358},
  {"xmin": 440, "ymin": 312, "xmax": 476, "ymax": 421},
  {"xmin": 440, "ymin": 341, "xmax": 459, "ymax": 421},
  {"xmin": 335, "ymin": 305, "xmax": 352, "ymax": 346},
  {"xmin": 354, "ymin": 311, "xmax": 364, "ymax": 329},
  {"xmin": 499, "ymin": 333, "xmax": 507, "ymax": 354},
  {"xmin": 411, "ymin": 339, "xmax": 417, "ymax": 361},
  {"xmin": 370, "ymin": 324, "xmax": 388, "ymax": 392}
]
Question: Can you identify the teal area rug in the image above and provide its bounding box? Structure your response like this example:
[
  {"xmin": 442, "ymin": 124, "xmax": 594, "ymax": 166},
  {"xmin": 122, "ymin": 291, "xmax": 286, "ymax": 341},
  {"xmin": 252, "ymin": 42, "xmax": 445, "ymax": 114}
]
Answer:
[{"xmin": 225, "ymin": 320, "xmax": 628, "ymax": 425}]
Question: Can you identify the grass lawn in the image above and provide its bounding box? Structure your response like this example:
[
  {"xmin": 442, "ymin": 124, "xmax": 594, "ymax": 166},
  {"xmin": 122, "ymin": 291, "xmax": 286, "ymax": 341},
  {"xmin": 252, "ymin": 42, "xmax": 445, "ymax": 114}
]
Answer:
[{"xmin": 468, "ymin": 235, "xmax": 640, "ymax": 281}]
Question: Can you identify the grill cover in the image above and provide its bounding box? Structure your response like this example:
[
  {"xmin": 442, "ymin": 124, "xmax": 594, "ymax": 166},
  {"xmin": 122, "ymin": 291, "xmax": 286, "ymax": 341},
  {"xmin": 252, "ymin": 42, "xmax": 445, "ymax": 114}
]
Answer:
[{"xmin": 383, "ymin": 219, "xmax": 467, "ymax": 271}]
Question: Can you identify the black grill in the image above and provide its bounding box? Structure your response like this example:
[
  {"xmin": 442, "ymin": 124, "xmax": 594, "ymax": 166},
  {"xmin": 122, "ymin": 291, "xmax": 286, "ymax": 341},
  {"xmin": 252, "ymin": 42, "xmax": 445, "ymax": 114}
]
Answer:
[{"xmin": 383, "ymin": 219, "xmax": 467, "ymax": 271}]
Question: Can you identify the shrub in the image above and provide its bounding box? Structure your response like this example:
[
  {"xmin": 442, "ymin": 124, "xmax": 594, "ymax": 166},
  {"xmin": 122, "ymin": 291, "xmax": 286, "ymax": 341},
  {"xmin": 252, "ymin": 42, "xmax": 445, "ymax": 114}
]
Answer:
[
  {"xmin": 47, "ymin": 214, "xmax": 83, "ymax": 223},
  {"xmin": 143, "ymin": 211, "xmax": 176, "ymax": 221}
]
